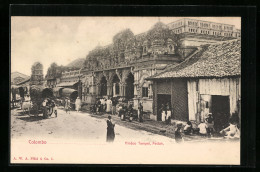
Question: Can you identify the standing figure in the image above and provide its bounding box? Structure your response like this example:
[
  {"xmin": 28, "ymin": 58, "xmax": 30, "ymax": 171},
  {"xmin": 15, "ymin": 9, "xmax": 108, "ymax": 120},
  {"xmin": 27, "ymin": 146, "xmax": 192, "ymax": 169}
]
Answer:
[
  {"xmin": 128, "ymin": 104, "xmax": 134, "ymax": 122},
  {"xmin": 65, "ymin": 98, "xmax": 71, "ymax": 114},
  {"xmin": 106, "ymin": 98, "xmax": 112, "ymax": 113},
  {"xmin": 175, "ymin": 122, "xmax": 183, "ymax": 143},
  {"xmin": 100, "ymin": 98, "xmax": 105, "ymax": 112},
  {"xmin": 138, "ymin": 102, "xmax": 144, "ymax": 123},
  {"xmin": 51, "ymin": 100, "xmax": 58, "ymax": 118},
  {"xmin": 106, "ymin": 115, "xmax": 115, "ymax": 142},
  {"xmin": 111, "ymin": 98, "xmax": 117, "ymax": 115},
  {"xmin": 75, "ymin": 97, "xmax": 81, "ymax": 112},
  {"xmin": 96, "ymin": 99, "xmax": 101, "ymax": 114},
  {"xmin": 161, "ymin": 105, "xmax": 166, "ymax": 122},
  {"xmin": 205, "ymin": 113, "xmax": 214, "ymax": 135},
  {"xmin": 42, "ymin": 99, "xmax": 48, "ymax": 119},
  {"xmin": 166, "ymin": 104, "xmax": 172, "ymax": 124}
]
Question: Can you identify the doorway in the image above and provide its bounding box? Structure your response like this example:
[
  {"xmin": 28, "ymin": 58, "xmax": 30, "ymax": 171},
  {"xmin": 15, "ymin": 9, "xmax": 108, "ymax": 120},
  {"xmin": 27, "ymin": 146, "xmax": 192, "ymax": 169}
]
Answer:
[
  {"xmin": 125, "ymin": 73, "xmax": 134, "ymax": 100},
  {"xmin": 211, "ymin": 95, "xmax": 230, "ymax": 132},
  {"xmin": 18, "ymin": 87, "xmax": 25, "ymax": 98},
  {"xmin": 112, "ymin": 74, "xmax": 120, "ymax": 97},
  {"xmin": 100, "ymin": 76, "xmax": 107, "ymax": 96},
  {"xmin": 157, "ymin": 94, "xmax": 171, "ymax": 121}
]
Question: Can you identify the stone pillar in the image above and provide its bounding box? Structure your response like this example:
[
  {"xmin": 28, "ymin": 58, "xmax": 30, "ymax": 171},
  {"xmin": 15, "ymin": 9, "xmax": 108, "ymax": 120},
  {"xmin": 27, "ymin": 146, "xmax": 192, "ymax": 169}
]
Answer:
[
  {"xmin": 78, "ymin": 80, "xmax": 82, "ymax": 100},
  {"xmin": 96, "ymin": 83, "xmax": 101, "ymax": 97},
  {"xmin": 120, "ymin": 82, "xmax": 127, "ymax": 98},
  {"xmin": 107, "ymin": 82, "xmax": 113, "ymax": 97},
  {"xmin": 134, "ymin": 83, "xmax": 138, "ymax": 98}
]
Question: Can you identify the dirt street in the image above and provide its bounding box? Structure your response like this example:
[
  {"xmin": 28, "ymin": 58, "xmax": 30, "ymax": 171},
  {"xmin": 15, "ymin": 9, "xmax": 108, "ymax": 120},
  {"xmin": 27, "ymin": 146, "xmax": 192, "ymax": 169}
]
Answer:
[{"xmin": 10, "ymin": 107, "xmax": 240, "ymax": 164}]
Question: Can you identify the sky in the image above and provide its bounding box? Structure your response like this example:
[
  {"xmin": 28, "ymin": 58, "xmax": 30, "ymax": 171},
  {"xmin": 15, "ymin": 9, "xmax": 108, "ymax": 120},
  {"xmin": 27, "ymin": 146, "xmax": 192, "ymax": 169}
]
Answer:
[{"xmin": 11, "ymin": 17, "xmax": 241, "ymax": 76}]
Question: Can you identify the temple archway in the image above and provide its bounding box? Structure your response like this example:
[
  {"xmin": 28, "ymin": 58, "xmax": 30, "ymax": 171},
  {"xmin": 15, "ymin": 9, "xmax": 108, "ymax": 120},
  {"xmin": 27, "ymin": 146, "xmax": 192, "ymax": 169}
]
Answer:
[
  {"xmin": 125, "ymin": 72, "xmax": 134, "ymax": 100},
  {"xmin": 112, "ymin": 74, "xmax": 120, "ymax": 97},
  {"xmin": 100, "ymin": 76, "xmax": 107, "ymax": 96}
]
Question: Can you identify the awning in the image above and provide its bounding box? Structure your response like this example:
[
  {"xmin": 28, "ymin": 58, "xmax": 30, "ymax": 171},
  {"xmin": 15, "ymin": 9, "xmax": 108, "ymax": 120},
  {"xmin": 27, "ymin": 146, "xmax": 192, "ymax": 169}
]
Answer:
[
  {"xmin": 61, "ymin": 88, "xmax": 78, "ymax": 100},
  {"xmin": 53, "ymin": 87, "xmax": 64, "ymax": 97},
  {"xmin": 56, "ymin": 81, "xmax": 78, "ymax": 87}
]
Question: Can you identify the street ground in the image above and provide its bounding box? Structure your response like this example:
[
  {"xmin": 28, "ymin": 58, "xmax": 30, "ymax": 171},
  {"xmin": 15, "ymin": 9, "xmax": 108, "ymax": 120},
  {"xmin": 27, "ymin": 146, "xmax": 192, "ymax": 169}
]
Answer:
[{"xmin": 10, "ymin": 106, "xmax": 240, "ymax": 164}]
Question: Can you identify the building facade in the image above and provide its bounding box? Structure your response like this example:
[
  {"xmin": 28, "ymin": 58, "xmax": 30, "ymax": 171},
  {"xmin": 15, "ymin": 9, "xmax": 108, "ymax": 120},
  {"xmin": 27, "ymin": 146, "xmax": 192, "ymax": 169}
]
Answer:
[
  {"xmin": 148, "ymin": 40, "xmax": 241, "ymax": 127},
  {"xmin": 30, "ymin": 62, "xmax": 44, "ymax": 85},
  {"xmin": 81, "ymin": 19, "xmax": 240, "ymax": 115}
]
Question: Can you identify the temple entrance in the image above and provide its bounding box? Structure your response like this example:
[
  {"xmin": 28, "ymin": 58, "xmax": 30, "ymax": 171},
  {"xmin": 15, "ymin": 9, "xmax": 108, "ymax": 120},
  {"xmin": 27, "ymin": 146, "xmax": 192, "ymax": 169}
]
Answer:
[
  {"xmin": 157, "ymin": 94, "xmax": 171, "ymax": 121},
  {"xmin": 100, "ymin": 76, "xmax": 107, "ymax": 97},
  {"xmin": 211, "ymin": 95, "xmax": 230, "ymax": 132},
  {"xmin": 112, "ymin": 74, "xmax": 120, "ymax": 97},
  {"xmin": 125, "ymin": 72, "xmax": 134, "ymax": 100}
]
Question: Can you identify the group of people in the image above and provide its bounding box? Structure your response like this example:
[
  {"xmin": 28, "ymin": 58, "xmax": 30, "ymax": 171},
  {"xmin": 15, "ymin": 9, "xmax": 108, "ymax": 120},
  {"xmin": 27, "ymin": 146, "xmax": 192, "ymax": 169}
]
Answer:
[
  {"xmin": 105, "ymin": 102, "xmax": 144, "ymax": 143},
  {"xmin": 42, "ymin": 98, "xmax": 57, "ymax": 118},
  {"xmin": 94, "ymin": 97, "xmax": 116, "ymax": 114},
  {"xmin": 174, "ymin": 113, "xmax": 240, "ymax": 143},
  {"xmin": 63, "ymin": 96, "xmax": 82, "ymax": 114},
  {"xmin": 159, "ymin": 103, "xmax": 172, "ymax": 124}
]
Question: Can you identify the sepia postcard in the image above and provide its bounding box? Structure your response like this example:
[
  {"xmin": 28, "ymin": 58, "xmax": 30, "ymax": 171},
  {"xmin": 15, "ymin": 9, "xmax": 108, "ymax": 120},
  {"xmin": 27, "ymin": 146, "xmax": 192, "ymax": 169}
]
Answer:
[{"xmin": 10, "ymin": 16, "xmax": 241, "ymax": 165}]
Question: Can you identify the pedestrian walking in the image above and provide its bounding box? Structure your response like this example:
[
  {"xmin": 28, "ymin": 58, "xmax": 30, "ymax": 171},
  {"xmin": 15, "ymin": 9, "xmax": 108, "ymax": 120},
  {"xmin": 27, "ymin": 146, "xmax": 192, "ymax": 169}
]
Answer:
[
  {"xmin": 75, "ymin": 97, "xmax": 81, "ymax": 112},
  {"xmin": 106, "ymin": 115, "xmax": 115, "ymax": 142},
  {"xmin": 52, "ymin": 100, "xmax": 58, "ymax": 118},
  {"xmin": 138, "ymin": 102, "xmax": 144, "ymax": 123}
]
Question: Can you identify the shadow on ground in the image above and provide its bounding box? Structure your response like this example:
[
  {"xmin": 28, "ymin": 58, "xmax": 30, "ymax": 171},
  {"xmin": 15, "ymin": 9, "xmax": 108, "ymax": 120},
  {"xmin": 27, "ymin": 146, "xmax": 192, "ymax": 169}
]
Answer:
[{"xmin": 17, "ymin": 115, "xmax": 46, "ymax": 122}]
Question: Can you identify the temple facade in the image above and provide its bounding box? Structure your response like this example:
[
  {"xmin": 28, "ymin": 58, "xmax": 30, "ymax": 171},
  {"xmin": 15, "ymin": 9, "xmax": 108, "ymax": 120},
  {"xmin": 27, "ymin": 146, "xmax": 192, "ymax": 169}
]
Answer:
[
  {"xmin": 81, "ymin": 19, "xmax": 240, "ymax": 115},
  {"xmin": 30, "ymin": 62, "xmax": 44, "ymax": 86}
]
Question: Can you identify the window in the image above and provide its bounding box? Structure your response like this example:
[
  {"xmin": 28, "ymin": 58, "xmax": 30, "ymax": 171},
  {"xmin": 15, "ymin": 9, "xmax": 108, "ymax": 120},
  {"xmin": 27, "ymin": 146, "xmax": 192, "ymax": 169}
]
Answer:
[
  {"xmin": 115, "ymin": 83, "xmax": 120, "ymax": 95},
  {"xmin": 142, "ymin": 82, "xmax": 149, "ymax": 98},
  {"xmin": 142, "ymin": 87, "xmax": 148, "ymax": 98}
]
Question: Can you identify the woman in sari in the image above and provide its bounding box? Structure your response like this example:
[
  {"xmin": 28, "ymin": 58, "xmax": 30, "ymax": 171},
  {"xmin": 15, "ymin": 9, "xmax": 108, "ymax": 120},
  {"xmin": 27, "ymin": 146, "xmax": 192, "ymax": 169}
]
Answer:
[{"xmin": 106, "ymin": 115, "xmax": 115, "ymax": 142}]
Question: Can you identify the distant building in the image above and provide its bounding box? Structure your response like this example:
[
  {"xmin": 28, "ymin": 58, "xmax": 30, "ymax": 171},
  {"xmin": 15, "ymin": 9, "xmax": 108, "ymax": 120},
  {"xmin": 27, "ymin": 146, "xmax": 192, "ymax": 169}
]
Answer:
[
  {"xmin": 81, "ymin": 18, "xmax": 240, "ymax": 115},
  {"xmin": 11, "ymin": 72, "xmax": 29, "ymax": 85},
  {"xmin": 30, "ymin": 62, "xmax": 44, "ymax": 85}
]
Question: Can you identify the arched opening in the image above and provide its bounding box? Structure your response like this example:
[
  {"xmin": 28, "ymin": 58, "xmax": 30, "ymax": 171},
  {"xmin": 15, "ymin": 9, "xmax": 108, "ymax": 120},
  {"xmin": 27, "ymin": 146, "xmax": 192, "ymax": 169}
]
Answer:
[
  {"xmin": 100, "ymin": 76, "xmax": 107, "ymax": 96},
  {"xmin": 112, "ymin": 74, "xmax": 120, "ymax": 97},
  {"xmin": 70, "ymin": 91, "xmax": 78, "ymax": 101},
  {"xmin": 125, "ymin": 72, "xmax": 134, "ymax": 100},
  {"xmin": 42, "ymin": 88, "xmax": 53, "ymax": 99}
]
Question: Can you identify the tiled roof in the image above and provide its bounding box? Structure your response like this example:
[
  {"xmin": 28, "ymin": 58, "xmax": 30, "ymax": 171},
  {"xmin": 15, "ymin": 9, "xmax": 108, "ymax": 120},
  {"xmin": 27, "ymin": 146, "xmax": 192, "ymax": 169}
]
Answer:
[{"xmin": 148, "ymin": 39, "xmax": 241, "ymax": 79}]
